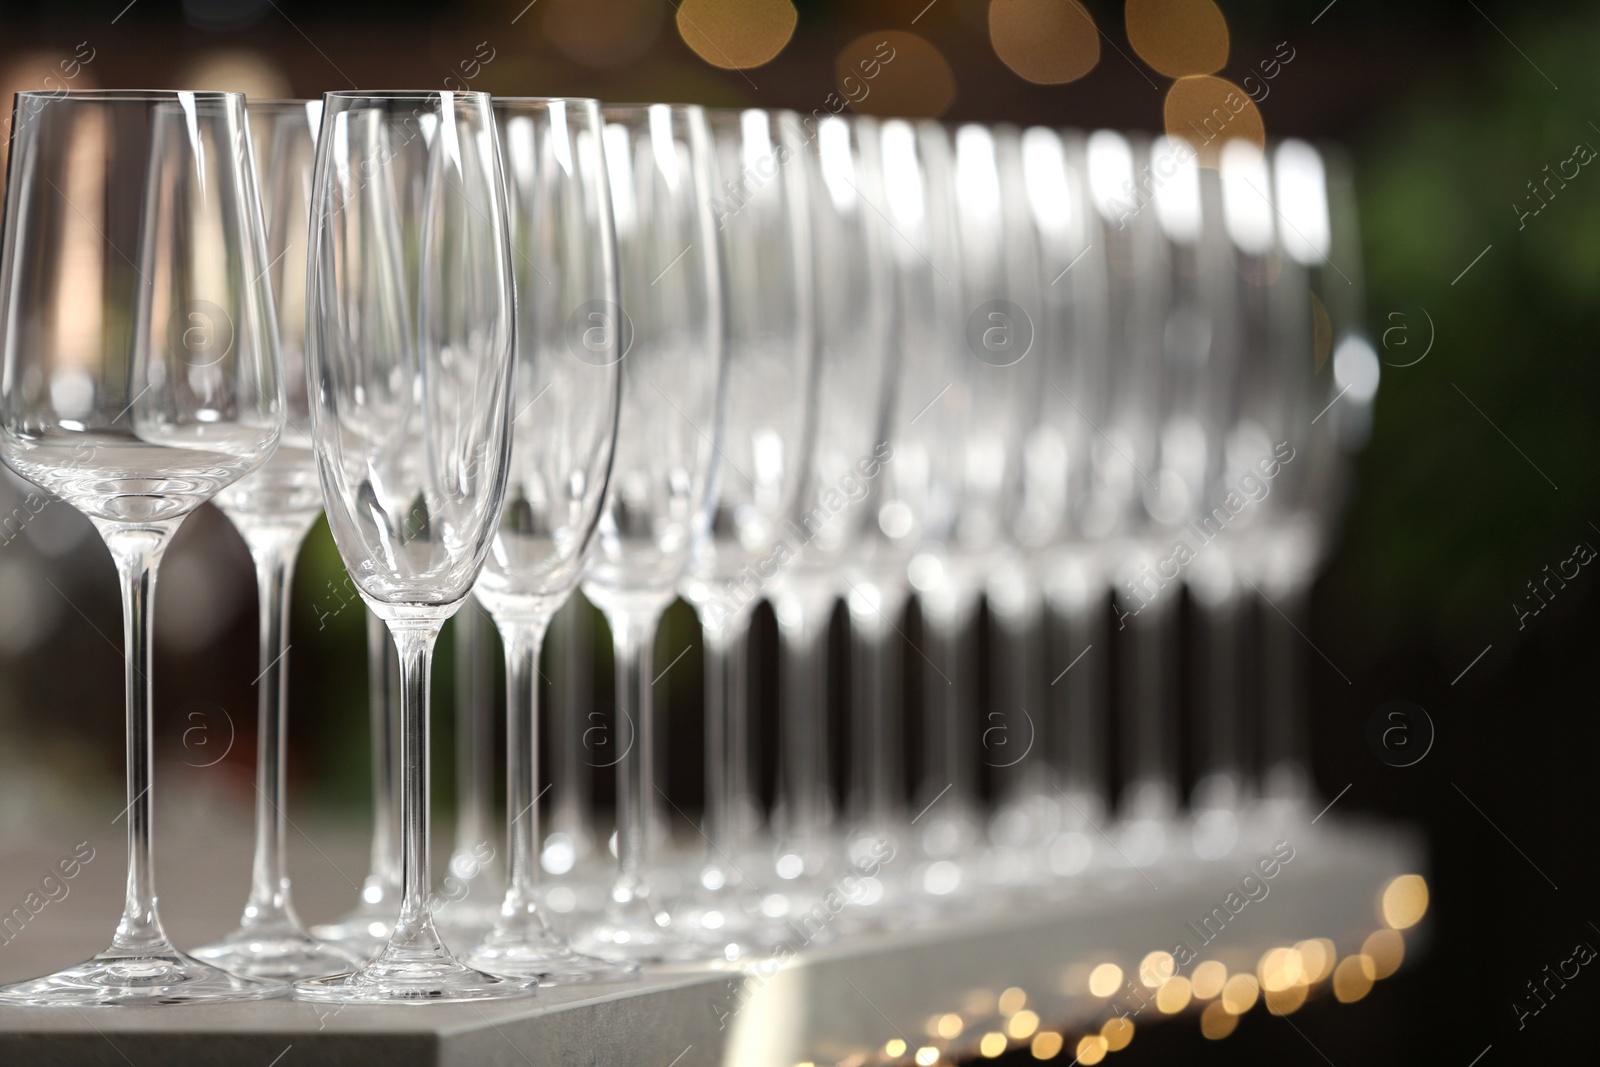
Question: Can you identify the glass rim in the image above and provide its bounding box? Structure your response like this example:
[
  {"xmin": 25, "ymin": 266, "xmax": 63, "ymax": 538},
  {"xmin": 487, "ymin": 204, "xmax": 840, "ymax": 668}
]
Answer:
[
  {"xmin": 248, "ymin": 98, "xmax": 320, "ymax": 110},
  {"xmin": 12, "ymin": 89, "xmax": 243, "ymax": 103},
  {"xmin": 494, "ymin": 96, "xmax": 602, "ymax": 108},
  {"xmin": 600, "ymin": 102, "xmax": 706, "ymax": 115},
  {"xmin": 322, "ymin": 89, "xmax": 492, "ymax": 102}
]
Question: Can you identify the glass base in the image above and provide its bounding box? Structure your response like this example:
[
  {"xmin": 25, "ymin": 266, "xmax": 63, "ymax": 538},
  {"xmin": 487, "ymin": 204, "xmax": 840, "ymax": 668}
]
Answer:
[
  {"xmin": 293, "ymin": 957, "xmax": 537, "ymax": 1004},
  {"xmin": 570, "ymin": 896, "xmax": 703, "ymax": 964},
  {"xmin": 191, "ymin": 921, "xmax": 360, "ymax": 980},
  {"xmin": 467, "ymin": 930, "xmax": 639, "ymax": 984},
  {"xmin": 0, "ymin": 948, "xmax": 289, "ymax": 1006}
]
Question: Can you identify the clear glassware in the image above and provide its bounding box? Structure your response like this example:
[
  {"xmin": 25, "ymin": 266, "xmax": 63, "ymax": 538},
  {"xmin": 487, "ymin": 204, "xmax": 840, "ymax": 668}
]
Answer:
[
  {"xmin": 672, "ymin": 107, "xmax": 817, "ymax": 959},
  {"xmin": 0, "ymin": 89, "xmax": 286, "ymax": 1005},
  {"xmin": 187, "ymin": 98, "xmax": 356, "ymax": 981},
  {"xmin": 840, "ymin": 118, "xmax": 966, "ymax": 920},
  {"xmin": 574, "ymin": 103, "xmax": 726, "ymax": 964},
  {"xmin": 294, "ymin": 90, "xmax": 533, "ymax": 1004},
  {"xmin": 310, "ymin": 609, "xmax": 403, "ymax": 951},
  {"xmin": 462, "ymin": 96, "xmax": 632, "ymax": 984},
  {"xmin": 768, "ymin": 114, "xmax": 896, "ymax": 908},
  {"xmin": 904, "ymin": 122, "xmax": 1046, "ymax": 906}
]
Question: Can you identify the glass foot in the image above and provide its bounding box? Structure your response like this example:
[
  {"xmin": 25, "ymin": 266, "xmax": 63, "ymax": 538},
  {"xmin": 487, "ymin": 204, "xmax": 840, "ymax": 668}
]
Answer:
[
  {"xmin": 191, "ymin": 922, "xmax": 360, "ymax": 980},
  {"xmin": 293, "ymin": 956, "xmax": 537, "ymax": 1004},
  {"xmin": 467, "ymin": 930, "xmax": 639, "ymax": 984},
  {"xmin": 0, "ymin": 949, "xmax": 289, "ymax": 1006}
]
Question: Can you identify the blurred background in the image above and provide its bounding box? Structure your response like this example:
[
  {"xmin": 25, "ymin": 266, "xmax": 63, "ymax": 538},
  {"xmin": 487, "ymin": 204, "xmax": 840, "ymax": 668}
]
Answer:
[{"xmin": 0, "ymin": 1, "xmax": 1596, "ymax": 1064}]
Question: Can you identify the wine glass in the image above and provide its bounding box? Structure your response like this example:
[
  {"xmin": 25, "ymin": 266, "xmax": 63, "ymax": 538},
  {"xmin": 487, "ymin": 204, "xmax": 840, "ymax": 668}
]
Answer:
[
  {"xmin": 672, "ymin": 107, "xmax": 817, "ymax": 958},
  {"xmin": 462, "ymin": 96, "xmax": 631, "ymax": 983},
  {"xmin": 838, "ymin": 117, "xmax": 965, "ymax": 920},
  {"xmin": 186, "ymin": 98, "xmax": 355, "ymax": 980},
  {"xmin": 0, "ymin": 90, "xmax": 285, "ymax": 1004},
  {"xmin": 768, "ymin": 113, "xmax": 897, "ymax": 906},
  {"xmin": 574, "ymin": 103, "xmax": 726, "ymax": 964},
  {"xmin": 294, "ymin": 90, "xmax": 532, "ymax": 1003}
]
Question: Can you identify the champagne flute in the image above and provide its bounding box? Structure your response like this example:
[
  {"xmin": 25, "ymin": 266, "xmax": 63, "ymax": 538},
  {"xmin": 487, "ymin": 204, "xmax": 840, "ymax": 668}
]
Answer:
[
  {"xmin": 574, "ymin": 103, "xmax": 726, "ymax": 964},
  {"xmin": 463, "ymin": 96, "xmax": 631, "ymax": 983},
  {"xmin": 0, "ymin": 89, "xmax": 285, "ymax": 1005},
  {"xmin": 294, "ymin": 90, "xmax": 532, "ymax": 1003},
  {"xmin": 190, "ymin": 98, "xmax": 355, "ymax": 980},
  {"xmin": 673, "ymin": 107, "xmax": 817, "ymax": 958}
]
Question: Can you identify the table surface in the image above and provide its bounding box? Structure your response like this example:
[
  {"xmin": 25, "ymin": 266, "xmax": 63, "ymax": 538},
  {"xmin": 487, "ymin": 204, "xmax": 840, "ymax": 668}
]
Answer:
[{"xmin": 0, "ymin": 783, "xmax": 1425, "ymax": 1067}]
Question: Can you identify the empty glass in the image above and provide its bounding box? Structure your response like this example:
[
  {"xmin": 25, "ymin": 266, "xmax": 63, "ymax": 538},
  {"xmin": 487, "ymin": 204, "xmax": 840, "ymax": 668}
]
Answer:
[
  {"xmin": 0, "ymin": 90, "xmax": 285, "ymax": 1004},
  {"xmin": 294, "ymin": 90, "xmax": 532, "ymax": 1004},
  {"xmin": 463, "ymin": 96, "xmax": 631, "ymax": 983},
  {"xmin": 574, "ymin": 103, "xmax": 726, "ymax": 964},
  {"xmin": 189, "ymin": 98, "xmax": 356, "ymax": 981}
]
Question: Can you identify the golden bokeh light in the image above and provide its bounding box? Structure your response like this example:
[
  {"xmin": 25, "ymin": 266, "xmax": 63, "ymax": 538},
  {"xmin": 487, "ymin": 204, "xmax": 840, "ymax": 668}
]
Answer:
[
  {"xmin": 1007, "ymin": 1010, "xmax": 1041, "ymax": 1040},
  {"xmin": 988, "ymin": 0, "xmax": 1100, "ymax": 85},
  {"xmin": 1138, "ymin": 950, "xmax": 1176, "ymax": 987},
  {"xmin": 885, "ymin": 1038, "xmax": 908, "ymax": 1058},
  {"xmin": 1200, "ymin": 1000, "xmax": 1239, "ymax": 1039},
  {"xmin": 1296, "ymin": 938, "xmax": 1337, "ymax": 983},
  {"xmin": 1031, "ymin": 1031, "xmax": 1064, "ymax": 1059},
  {"xmin": 999, "ymin": 987, "xmax": 1028, "ymax": 1016},
  {"xmin": 1100, "ymin": 1016, "xmax": 1135, "ymax": 1051},
  {"xmin": 1363, "ymin": 929, "xmax": 1406, "ymax": 978},
  {"xmin": 1163, "ymin": 75, "xmax": 1265, "ymax": 169},
  {"xmin": 1264, "ymin": 982, "xmax": 1309, "ymax": 1015},
  {"xmin": 1221, "ymin": 973, "xmax": 1260, "ymax": 1014},
  {"xmin": 543, "ymin": 0, "xmax": 665, "ymax": 68},
  {"xmin": 1075, "ymin": 1035, "xmax": 1109, "ymax": 1065},
  {"xmin": 1382, "ymin": 874, "xmax": 1431, "ymax": 930},
  {"xmin": 1125, "ymin": 0, "xmax": 1229, "ymax": 77},
  {"xmin": 914, "ymin": 1046, "xmax": 940, "ymax": 1066},
  {"xmin": 181, "ymin": 49, "xmax": 290, "ymax": 98},
  {"xmin": 1156, "ymin": 975, "xmax": 1193, "ymax": 1013},
  {"xmin": 1191, "ymin": 961, "xmax": 1228, "ymax": 999},
  {"xmin": 980, "ymin": 1031, "xmax": 1009, "ymax": 1058},
  {"xmin": 1333, "ymin": 954, "xmax": 1376, "ymax": 1003},
  {"xmin": 1087, "ymin": 963, "xmax": 1123, "ymax": 997},
  {"xmin": 1258, "ymin": 947, "xmax": 1305, "ymax": 992},
  {"xmin": 1100, "ymin": 1017, "xmax": 1139, "ymax": 1049},
  {"xmin": 676, "ymin": 0, "xmax": 797, "ymax": 70},
  {"xmin": 836, "ymin": 31, "xmax": 956, "ymax": 118},
  {"xmin": 935, "ymin": 1013, "xmax": 965, "ymax": 1040}
]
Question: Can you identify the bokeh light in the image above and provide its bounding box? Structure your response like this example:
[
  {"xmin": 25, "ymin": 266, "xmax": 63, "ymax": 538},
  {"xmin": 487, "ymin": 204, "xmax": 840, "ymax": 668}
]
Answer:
[
  {"xmin": 1030, "ymin": 1031, "xmax": 1064, "ymax": 1058},
  {"xmin": 1087, "ymin": 963, "xmax": 1123, "ymax": 997},
  {"xmin": 542, "ymin": 0, "xmax": 665, "ymax": 68},
  {"xmin": 979, "ymin": 1031, "xmax": 1008, "ymax": 1057},
  {"xmin": 1126, "ymin": 0, "xmax": 1229, "ymax": 77},
  {"xmin": 935, "ymin": 1012, "xmax": 964, "ymax": 1039},
  {"xmin": 1296, "ymin": 938, "xmax": 1337, "ymax": 983},
  {"xmin": 1191, "ymin": 960, "xmax": 1228, "ymax": 999},
  {"xmin": 1100, "ymin": 1016, "xmax": 1134, "ymax": 1051},
  {"xmin": 1156, "ymin": 974, "xmax": 1193, "ymax": 1013},
  {"xmin": 998, "ymin": 986, "xmax": 1028, "ymax": 1015},
  {"xmin": 1138, "ymin": 950, "xmax": 1176, "ymax": 987},
  {"xmin": 676, "ymin": 0, "xmax": 798, "ymax": 71},
  {"xmin": 1381, "ymin": 873, "xmax": 1430, "ymax": 929},
  {"xmin": 180, "ymin": 49, "xmax": 291, "ymax": 98},
  {"xmin": 1333, "ymin": 954, "xmax": 1376, "ymax": 1002},
  {"xmin": 1199, "ymin": 1000, "xmax": 1239, "ymax": 1039},
  {"xmin": 836, "ymin": 31, "xmax": 956, "ymax": 119},
  {"xmin": 988, "ymin": 0, "xmax": 1100, "ymax": 85},
  {"xmin": 1007, "ymin": 1009, "xmax": 1040, "ymax": 1039},
  {"xmin": 1258, "ymin": 946, "xmax": 1305, "ymax": 992},
  {"xmin": 1363, "ymin": 928, "xmax": 1406, "ymax": 978},
  {"xmin": 1221, "ymin": 973, "xmax": 1260, "ymax": 1014},
  {"xmin": 1163, "ymin": 75, "xmax": 1265, "ymax": 168},
  {"xmin": 1264, "ymin": 981, "xmax": 1309, "ymax": 1015},
  {"xmin": 1075, "ymin": 1035, "xmax": 1109, "ymax": 1065}
]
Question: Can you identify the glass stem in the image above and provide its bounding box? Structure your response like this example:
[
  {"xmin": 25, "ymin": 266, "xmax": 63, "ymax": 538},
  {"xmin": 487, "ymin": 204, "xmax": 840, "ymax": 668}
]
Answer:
[
  {"xmin": 386, "ymin": 617, "xmax": 446, "ymax": 954},
  {"xmin": 922, "ymin": 588, "xmax": 978, "ymax": 816},
  {"xmin": 607, "ymin": 606, "xmax": 663, "ymax": 901},
  {"xmin": 242, "ymin": 533, "xmax": 306, "ymax": 927},
  {"xmin": 775, "ymin": 588, "xmax": 830, "ymax": 841},
  {"xmin": 365, "ymin": 610, "xmax": 401, "ymax": 899},
  {"xmin": 549, "ymin": 595, "xmax": 592, "ymax": 854},
  {"xmin": 701, "ymin": 608, "xmax": 752, "ymax": 870},
  {"xmin": 1047, "ymin": 564, "xmax": 1107, "ymax": 812},
  {"xmin": 102, "ymin": 520, "xmax": 179, "ymax": 956},
  {"xmin": 498, "ymin": 614, "xmax": 551, "ymax": 927},
  {"xmin": 991, "ymin": 586, "xmax": 1043, "ymax": 798},
  {"xmin": 452, "ymin": 599, "xmax": 498, "ymax": 882},
  {"xmin": 847, "ymin": 582, "xmax": 905, "ymax": 832},
  {"xmin": 1197, "ymin": 585, "xmax": 1244, "ymax": 803}
]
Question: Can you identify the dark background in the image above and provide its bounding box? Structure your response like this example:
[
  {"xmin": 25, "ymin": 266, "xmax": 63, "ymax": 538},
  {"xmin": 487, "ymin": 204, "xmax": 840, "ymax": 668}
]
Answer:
[{"xmin": 0, "ymin": 1, "xmax": 1596, "ymax": 1064}]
